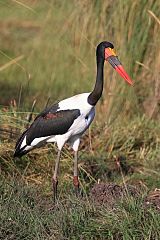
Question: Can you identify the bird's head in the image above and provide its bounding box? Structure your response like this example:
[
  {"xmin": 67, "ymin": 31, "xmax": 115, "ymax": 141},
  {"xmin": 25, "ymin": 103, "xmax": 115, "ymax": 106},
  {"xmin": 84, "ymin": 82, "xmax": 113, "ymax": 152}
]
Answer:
[{"xmin": 97, "ymin": 41, "xmax": 133, "ymax": 85}]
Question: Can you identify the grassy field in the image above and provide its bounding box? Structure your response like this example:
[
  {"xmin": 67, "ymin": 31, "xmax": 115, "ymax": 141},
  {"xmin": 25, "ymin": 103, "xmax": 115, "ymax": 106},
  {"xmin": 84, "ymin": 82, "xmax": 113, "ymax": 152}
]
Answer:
[{"xmin": 0, "ymin": 0, "xmax": 160, "ymax": 239}]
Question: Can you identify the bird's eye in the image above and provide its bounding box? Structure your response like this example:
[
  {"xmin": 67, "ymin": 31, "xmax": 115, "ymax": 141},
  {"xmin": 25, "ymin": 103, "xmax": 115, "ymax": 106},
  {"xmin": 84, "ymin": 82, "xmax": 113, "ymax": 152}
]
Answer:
[
  {"xmin": 108, "ymin": 48, "xmax": 116, "ymax": 56},
  {"xmin": 105, "ymin": 48, "xmax": 117, "ymax": 58}
]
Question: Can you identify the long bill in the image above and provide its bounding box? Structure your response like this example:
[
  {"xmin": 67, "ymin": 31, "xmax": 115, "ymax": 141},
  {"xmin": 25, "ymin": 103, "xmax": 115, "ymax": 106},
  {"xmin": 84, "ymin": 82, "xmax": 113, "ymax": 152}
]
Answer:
[{"xmin": 105, "ymin": 48, "xmax": 133, "ymax": 85}]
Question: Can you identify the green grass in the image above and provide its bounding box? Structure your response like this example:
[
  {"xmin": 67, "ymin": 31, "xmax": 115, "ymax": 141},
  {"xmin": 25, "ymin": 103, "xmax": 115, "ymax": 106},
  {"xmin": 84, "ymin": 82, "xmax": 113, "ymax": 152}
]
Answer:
[
  {"xmin": 0, "ymin": 0, "xmax": 160, "ymax": 239},
  {"xmin": 0, "ymin": 115, "xmax": 160, "ymax": 239},
  {"xmin": 1, "ymin": 177, "xmax": 160, "ymax": 240},
  {"xmin": 0, "ymin": 0, "xmax": 159, "ymax": 114}
]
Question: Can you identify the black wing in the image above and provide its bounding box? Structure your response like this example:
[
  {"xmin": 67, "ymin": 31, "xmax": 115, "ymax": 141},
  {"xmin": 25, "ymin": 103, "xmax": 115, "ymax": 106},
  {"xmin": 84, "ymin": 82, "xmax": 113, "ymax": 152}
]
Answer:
[
  {"xmin": 25, "ymin": 108, "xmax": 80, "ymax": 145},
  {"xmin": 15, "ymin": 103, "xmax": 60, "ymax": 149},
  {"xmin": 14, "ymin": 103, "xmax": 81, "ymax": 157}
]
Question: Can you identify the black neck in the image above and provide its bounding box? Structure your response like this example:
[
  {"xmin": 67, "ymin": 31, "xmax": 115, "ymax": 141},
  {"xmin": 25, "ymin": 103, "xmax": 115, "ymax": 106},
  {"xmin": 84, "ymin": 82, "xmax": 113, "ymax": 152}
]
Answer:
[{"xmin": 88, "ymin": 56, "xmax": 104, "ymax": 106}]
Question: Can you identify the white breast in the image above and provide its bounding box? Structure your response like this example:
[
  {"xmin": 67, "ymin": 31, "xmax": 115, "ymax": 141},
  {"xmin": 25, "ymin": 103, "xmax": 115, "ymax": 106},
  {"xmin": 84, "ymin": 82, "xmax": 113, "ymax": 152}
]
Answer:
[{"xmin": 59, "ymin": 92, "xmax": 92, "ymax": 115}]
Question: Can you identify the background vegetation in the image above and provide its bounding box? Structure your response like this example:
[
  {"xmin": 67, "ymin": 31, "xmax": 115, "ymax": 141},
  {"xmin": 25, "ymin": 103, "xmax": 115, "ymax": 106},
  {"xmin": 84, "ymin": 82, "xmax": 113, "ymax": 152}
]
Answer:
[{"xmin": 0, "ymin": 0, "xmax": 160, "ymax": 239}]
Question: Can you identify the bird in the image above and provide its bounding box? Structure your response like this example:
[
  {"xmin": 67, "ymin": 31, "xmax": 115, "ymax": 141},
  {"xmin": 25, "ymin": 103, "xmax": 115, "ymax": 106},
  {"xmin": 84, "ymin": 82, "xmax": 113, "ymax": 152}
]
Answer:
[{"xmin": 14, "ymin": 41, "xmax": 133, "ymax": 201}]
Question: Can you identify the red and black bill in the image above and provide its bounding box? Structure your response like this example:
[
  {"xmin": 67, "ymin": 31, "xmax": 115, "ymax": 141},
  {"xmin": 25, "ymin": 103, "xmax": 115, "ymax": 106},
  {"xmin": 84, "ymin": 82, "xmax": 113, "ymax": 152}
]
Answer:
[{"xmin": 105, "ymin": 48, "xmax": 133, "ymax": 85}]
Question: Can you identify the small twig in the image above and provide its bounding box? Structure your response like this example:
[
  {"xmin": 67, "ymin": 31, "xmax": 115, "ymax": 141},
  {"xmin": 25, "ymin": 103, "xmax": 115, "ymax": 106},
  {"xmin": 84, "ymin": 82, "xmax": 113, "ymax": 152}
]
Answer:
[
  {"xmin": 136, "ymin": 61, "xmax": 151, "ymax": 71},
  {"xmin": 0, "ymin": 55, "xmax": 24, "ymax": 72},
  {"xmin": 148, "ymin": 10, "xmax": 160, "ymax": 25},
  {"xmin": 0, "ymin": 50, "xmax": 30, "ymax": 79},
  {"xmin": 88, "ymin": 127, "xmax": 93, "ymax": 154},
  {"xmin": 17, "ymin": 84, "xmax": 23, "ymax": 110},
  {"xmin": 44, "ymin": 97, "xmax": 51, "ymax": 109},
  {"xmin": 11, "ymin": 0, "xmax": 36, "ymax": 13},
  {"xmin": 114, "ymin": 156, "xmax": 130, "ymax": 197},
  {"xmin": 26, "ymin": 99, "xmax": 37, "ymax": 127}
]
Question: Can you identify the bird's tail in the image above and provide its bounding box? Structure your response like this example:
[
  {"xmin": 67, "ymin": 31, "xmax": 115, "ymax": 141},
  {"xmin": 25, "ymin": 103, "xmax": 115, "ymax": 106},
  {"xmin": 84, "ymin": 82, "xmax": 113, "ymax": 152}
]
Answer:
[{"xmin": 14, "ymin": 130, "xmax": 33, "ymax": 158}]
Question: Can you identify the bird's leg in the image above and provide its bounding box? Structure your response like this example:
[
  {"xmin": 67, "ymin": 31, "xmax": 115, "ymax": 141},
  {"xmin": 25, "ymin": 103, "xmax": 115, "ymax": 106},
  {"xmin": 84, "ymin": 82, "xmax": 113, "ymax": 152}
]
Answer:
[
  {"xmin": 52, "ymin": 150, "xmax": 61, "ymax": 202},
  {"xmin": 73, "ymin": 150, "xmax": 80, "ymax": 196}
]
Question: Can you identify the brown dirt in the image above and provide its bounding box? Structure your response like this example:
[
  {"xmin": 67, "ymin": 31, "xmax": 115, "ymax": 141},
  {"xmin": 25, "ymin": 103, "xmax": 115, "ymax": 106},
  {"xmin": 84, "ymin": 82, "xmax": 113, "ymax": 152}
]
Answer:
[
  {"xmin": 90, "ymin": 183, "xmax": 160, "ymax": 212},
  {"xmin": 90, "ymin": 182, "xmax": 140, "ymax": 207},
  {"xmin": 144, "ymin": 188, "xmax": 160, "ymax": 212}
]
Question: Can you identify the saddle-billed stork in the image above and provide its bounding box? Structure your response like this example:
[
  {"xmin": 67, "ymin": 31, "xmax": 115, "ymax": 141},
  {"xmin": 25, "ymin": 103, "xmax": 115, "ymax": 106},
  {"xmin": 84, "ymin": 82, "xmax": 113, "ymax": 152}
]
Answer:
[{"xmin": 14, "ymin": 41, "xmax": 133, "ymax": 200}]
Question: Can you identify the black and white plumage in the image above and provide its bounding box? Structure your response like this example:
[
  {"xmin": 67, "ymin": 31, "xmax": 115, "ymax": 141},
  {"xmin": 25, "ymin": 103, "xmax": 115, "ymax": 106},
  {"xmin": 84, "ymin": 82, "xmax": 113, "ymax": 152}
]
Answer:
[
  {"xmin": 14, "ymin": 93, "xmax": 95, "ymax": 156},
  {"xmin": 14, "ymin": 41, "xmax": 133, "ymax": 200}
]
